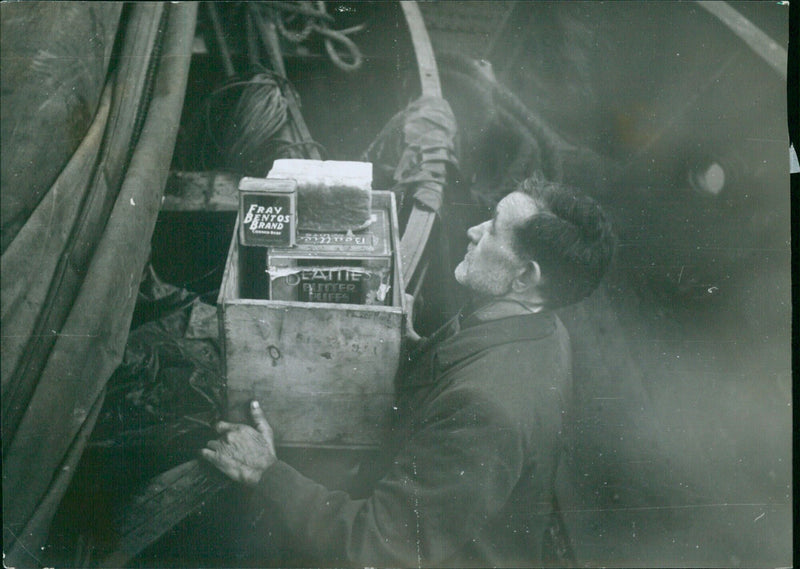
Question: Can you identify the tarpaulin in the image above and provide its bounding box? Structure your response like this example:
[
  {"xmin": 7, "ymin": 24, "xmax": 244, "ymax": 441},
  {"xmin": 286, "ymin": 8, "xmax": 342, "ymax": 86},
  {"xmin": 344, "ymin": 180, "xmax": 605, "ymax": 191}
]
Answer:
[
  {"xmin": 0, "ymin": 4, "xmax": 122, "ymax": 254},
  {"xmin": 1, "ymin": 4, "xmax": 197, "ymax": 566},
  {"xmin": 363, "ymin": 95, "xmax": 458, "ymax": 215},
  {"xmin": 89, "ymin": 282, "xmax": 224, "ymax": 455}
]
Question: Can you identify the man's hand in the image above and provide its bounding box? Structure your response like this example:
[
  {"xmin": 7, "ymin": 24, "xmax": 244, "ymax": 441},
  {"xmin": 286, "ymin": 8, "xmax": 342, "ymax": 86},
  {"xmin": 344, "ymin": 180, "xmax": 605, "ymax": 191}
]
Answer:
[{"xmin": 201, "ymin": 400, "xmax": 277, "ymax": 486}]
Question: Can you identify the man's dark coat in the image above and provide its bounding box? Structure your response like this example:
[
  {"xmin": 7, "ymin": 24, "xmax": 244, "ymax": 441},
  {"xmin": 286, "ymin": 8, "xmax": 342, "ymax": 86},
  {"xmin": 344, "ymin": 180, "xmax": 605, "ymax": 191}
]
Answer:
[{"xmin": 256, "ymin": 310, "xmax": 572, "ymax": 567}]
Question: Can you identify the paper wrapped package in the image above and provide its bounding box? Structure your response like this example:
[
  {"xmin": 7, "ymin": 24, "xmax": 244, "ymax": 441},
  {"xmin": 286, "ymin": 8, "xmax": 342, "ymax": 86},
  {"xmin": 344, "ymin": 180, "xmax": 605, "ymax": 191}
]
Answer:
[{"xmin": 268, "ymin": 159, "xmax": 372, "ymax": 232}]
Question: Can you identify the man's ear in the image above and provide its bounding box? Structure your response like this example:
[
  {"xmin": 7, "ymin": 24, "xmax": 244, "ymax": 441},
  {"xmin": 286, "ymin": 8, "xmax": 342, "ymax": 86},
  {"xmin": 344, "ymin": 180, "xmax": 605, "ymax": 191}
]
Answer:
[{"xmin": 511, "ymin": 260, "xmax": 542, "ymax": 293}]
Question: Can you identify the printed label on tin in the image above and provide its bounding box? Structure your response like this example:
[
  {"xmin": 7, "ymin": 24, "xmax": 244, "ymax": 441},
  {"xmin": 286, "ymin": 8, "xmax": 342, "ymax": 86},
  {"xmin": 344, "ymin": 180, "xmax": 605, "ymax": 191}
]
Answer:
[
  {"xmin": 298, "ymin": 268, "xmax": 368, "ymax": 304},
  {"xmin": 267, "ymin": 265, "xmax": 390, "ymax": 305},
  {"xmin": 241, "ymin": 194, "xmax": 294, "ymax": 246},
  {"xmin": 296, "ymin": 231, "xmax": 374, "ymax": 250}
]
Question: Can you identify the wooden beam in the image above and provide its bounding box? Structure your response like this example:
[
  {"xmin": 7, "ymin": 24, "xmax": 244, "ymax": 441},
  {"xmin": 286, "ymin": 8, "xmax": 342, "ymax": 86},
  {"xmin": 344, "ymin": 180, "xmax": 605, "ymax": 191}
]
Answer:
[
  {"xmin": 400, "ymin": 204, "xmax": 437, "ymax": 289},
  {"xmin": 398, "ymin": 2, "xmax": 441, "ymax": 96},
  {"xmin": 206, "ymin": 3, "xmax": 236, "ymax": 78},
  {"xmin": 397, "ymin": 1, "xmax": 442, "ymax": 291},
  {"xmin": 161, "ymin": 170, "xmax": 239, "ymax": 211},
  {"xmin": 696, "ymin": 1, "xmax": 787, "ymax": 79},
  {"xmin": 103, "ymin": 460, "xmax": 231, "ymax": 567}
]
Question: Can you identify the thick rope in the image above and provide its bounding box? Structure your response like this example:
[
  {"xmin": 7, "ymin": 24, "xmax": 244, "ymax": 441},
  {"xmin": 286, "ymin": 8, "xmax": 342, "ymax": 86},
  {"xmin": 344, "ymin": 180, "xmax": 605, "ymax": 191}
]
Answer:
[
  {"xmin": 259, "ymin": 1, "xmax": 365, "ymax": 73},
  {"xmin": 438, "ymin": 52, "xmax": 573, "ymax": 200}
]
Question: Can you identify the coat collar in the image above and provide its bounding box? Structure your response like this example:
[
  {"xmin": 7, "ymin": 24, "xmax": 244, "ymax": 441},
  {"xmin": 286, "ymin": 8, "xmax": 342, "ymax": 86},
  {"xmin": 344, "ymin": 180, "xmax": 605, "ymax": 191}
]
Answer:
[{"xmin": 435, "ymin": 310, "xmax": 557, "ymax": 369}]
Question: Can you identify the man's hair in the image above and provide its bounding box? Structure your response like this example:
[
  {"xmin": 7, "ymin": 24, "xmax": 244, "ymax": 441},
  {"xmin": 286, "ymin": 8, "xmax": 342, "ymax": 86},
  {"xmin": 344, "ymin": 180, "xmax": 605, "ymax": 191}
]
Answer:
[{"xmin": 511, "ymin": 173, "xmax": 615, "ymax": 308}]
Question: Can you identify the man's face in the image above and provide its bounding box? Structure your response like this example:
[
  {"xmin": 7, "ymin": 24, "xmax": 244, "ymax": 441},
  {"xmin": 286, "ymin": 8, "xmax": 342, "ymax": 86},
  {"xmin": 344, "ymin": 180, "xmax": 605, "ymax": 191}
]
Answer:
[{"xmin": 454, "ymin": 191, "xmax": 539, "ymax": 296}]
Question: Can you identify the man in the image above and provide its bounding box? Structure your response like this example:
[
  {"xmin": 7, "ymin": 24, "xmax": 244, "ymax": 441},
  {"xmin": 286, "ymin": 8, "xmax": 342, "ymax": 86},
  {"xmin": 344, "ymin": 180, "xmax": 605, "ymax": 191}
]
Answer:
[{"xmin": 202, "ymin": 174, "xmax": 614, "ymax": 567}]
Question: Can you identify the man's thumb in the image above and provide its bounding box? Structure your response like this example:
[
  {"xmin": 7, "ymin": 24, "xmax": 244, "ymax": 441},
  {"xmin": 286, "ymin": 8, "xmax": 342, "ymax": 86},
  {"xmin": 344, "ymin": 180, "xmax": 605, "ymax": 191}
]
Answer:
[{"xmin": 250, "ymin": 400, "xmax": 272, "ymax": 437}]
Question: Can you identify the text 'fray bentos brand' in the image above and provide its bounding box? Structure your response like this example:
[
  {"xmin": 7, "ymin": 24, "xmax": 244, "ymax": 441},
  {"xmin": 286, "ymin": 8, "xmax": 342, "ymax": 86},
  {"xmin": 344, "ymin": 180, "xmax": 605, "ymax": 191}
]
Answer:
[{"xmin": 238, "ymin": 177, "xmax": 297, "ymax": 247}]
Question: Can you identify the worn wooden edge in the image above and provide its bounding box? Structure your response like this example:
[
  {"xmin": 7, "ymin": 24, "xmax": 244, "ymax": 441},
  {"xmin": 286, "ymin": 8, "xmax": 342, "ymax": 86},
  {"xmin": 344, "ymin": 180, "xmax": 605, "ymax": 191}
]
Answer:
[
  {"xmin": 161, "ymin": 170, "xmax": 239, "ymax": 211},
  {"xmin": 399, "ymin": 204, "xmax": 437, "ymax": 292},
  {"xmin": 398, "ymin": 1, "xmax": 442, "ymax": 97},
  {"xmin": 398, "ymin": 1, "xmax": 442, "ymax": 293},
  {"xmin": 103, "ymin": 459, "xmax": 230, "ymax": 567},
  {"xmin": 217, "ymin": 214, "xmax": 241, "ymax": 306},
  {"xmin": 695, "ymin": 1, "xmax": 787, "ymax": 79},
  {"xmin": 386, "ymin": 190, "xmax": 407, "ymax": 312}
]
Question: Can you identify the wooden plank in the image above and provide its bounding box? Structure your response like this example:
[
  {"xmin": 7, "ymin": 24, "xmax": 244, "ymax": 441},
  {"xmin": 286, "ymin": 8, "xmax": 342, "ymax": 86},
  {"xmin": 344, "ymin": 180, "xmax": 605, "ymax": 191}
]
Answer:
[
  {"xmin": 399, "ymin": 2, "xmax": 441, "ymax": 96},
  {"xmin": 397, "ymin": 1, "xmax": 442, "ymax": 291},
  {"xmin": 223, "ymin": 298, "xmax": 401, "ymax": 446},
  {"xmin": 696, "ymin": 1, "xmax": 787, "ymax": 79},
  {"xmin": 399, "ymin": 203, "xmax": 437, "ymax": 293},
  {"xmin": 103, "ymin": 460, "xmax": 230, "ymax": 567},
  {"xmin": 205, "ymin": 3, "xmax": 236, "ymax": 78},
  {"xmin": 385, "ymin": 189, "xmax": 407, "ymax": 309},
  {"xmin": 161, "ymin": 170, "xmax": 240, "ymax": 211}
]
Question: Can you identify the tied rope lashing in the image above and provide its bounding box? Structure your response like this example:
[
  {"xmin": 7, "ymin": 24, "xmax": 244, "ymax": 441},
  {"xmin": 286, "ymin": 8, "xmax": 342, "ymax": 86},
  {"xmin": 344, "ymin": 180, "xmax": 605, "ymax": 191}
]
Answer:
[
  {"xmin": 261, "ymin": 1, "xmax": 364, "ymax": 72},
  {"xmin": 206, "ymin": 69, "xmax": 328, "ymax": 175},
  {"xmin": 204, "ymin": 71, "xmax": 289, "ymax": 176},
  {"xmin": 225, "ymin": 73, "xmax": 288, "ymax": 161},
  {"xmin": 436, "ymin": 53, "xmax": 594, "ymax": 205}
]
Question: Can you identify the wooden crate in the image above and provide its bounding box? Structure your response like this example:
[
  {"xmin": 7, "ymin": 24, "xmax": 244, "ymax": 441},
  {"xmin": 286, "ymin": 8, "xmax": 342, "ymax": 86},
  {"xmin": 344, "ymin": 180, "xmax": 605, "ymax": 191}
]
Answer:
[{"xmin": 217, "ymin": 192, "xmax": 406, "ymax": 449}]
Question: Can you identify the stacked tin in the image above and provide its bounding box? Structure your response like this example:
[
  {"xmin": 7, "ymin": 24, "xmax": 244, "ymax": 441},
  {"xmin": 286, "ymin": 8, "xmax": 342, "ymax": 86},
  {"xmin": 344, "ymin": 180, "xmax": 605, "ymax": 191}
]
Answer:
[{"xmin": 236, "ymin": 161, "xmax": 392, "ymax": 306}]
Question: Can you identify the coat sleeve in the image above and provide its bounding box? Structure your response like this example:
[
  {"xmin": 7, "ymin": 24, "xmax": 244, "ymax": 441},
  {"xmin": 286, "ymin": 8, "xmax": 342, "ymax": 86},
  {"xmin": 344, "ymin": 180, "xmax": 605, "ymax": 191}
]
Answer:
[{"xmin": 256, "ymin": 385, "xmax": 526, "ymax": 567}]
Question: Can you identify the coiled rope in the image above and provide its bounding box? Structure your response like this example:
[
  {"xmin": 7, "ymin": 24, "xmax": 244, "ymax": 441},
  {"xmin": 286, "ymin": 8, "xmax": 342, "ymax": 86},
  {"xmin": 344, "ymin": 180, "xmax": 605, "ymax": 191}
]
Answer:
[
  {"xmin": 224, "ymin": 73, "xmax": 288, "ymax": 171},
  {"xmin": 437, "ymin": 52, "xmax": 587, "ymax": 205},
  {"xmin": 260, "ymin": 1, "xmax": 364, "ymax": 73}
]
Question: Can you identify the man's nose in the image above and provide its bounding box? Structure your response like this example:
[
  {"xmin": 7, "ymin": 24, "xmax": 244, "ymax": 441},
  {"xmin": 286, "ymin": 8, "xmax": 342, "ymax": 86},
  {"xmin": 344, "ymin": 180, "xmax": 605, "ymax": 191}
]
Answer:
[{"xmin": 466, "ymin": 221, "xmax": 487, "ymax": 242}]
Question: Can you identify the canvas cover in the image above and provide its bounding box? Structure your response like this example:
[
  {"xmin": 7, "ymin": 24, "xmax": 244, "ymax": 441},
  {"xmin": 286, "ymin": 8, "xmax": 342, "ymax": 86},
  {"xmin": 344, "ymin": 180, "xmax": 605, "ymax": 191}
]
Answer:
[{"xmin": 1, "ymin": 4, "xmax": 197, "ymax": 565}]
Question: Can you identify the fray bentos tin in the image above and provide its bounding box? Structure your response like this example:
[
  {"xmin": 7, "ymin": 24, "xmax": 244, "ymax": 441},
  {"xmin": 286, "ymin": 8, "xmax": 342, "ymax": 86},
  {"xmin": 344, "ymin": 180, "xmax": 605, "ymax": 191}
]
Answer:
[{"xmin": 238, "ymin": 177, "xmax": 297, "ymax": 247}]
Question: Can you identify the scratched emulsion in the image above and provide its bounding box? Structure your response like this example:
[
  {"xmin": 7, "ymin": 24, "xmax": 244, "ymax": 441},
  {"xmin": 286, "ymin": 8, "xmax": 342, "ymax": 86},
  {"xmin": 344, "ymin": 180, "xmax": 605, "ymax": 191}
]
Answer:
[{"xmin": 411, "ymin": 459, "xmax": 423, "ymax": 569}]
